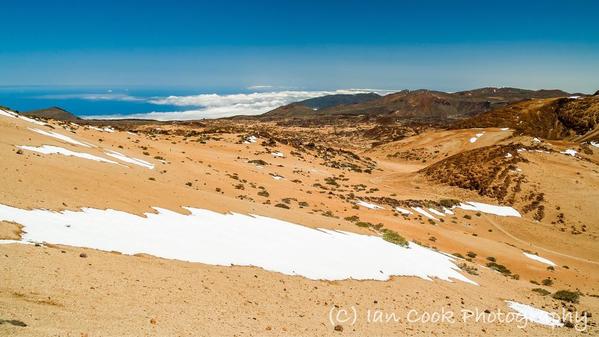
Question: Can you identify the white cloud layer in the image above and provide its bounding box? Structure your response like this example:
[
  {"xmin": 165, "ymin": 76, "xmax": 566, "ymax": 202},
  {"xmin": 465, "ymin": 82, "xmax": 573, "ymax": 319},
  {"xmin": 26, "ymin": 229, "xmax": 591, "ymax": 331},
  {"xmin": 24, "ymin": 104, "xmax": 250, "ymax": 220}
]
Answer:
[
  {"xmin": 89, "ymin": 89, "xmax": 394, "ymax": 120},
  {"xmin": 36, "ymin": 93, "xmax": 144, "ymax": 102}
]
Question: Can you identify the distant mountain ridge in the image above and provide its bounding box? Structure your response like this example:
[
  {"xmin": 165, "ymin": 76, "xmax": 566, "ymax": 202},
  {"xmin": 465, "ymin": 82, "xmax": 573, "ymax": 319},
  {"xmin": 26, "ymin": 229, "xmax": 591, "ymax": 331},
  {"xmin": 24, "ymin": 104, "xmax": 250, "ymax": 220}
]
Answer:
[
  {"xmin": 261, "ymin": 87, "xmax": 572, "ymax": 122},
  {"xmin": 262, "ymin": 92, "xmax": 380, "ymax": 117}
]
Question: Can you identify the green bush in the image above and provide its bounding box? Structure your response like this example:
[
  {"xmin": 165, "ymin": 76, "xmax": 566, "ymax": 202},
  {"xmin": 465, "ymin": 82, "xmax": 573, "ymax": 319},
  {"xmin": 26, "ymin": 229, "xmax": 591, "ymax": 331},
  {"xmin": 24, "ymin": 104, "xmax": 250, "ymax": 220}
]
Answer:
[
  {"xmin": 553, "ymin": 290, "xmax": 579, "ymax": 303},
  {"xmin": 532, "ymin": 288, "xmax": 551, "ymax": 296},
  {"xmin": 541, "ymin": 278, "xmax": 553, "ymax": 286},
  {"xmin": 486, "ymin": 262, "xmax": 511, "ymax": 275},
  {"xmin": 382, "ymin": 230, "xmax": 408, "ymax": 247}
]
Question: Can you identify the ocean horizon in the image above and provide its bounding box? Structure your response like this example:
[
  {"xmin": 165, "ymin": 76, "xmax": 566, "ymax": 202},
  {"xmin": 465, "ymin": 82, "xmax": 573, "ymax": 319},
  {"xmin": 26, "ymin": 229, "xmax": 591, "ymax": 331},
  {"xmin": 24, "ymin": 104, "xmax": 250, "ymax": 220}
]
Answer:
[{"xmin": 0, "ymin": 85, "xmax": 386, "ymax": 120}]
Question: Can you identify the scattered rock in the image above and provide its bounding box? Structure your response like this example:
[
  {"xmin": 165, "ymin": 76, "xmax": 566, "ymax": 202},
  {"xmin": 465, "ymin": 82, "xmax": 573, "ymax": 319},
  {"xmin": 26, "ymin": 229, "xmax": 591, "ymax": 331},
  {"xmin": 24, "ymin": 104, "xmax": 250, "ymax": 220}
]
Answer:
[
  {"xmin": 334, "ymin": 324, "xmax": 343, "ymax": 332},
  {"xmin": 79, "ymin": 253, "xmax": 87, "ymax": 258}
]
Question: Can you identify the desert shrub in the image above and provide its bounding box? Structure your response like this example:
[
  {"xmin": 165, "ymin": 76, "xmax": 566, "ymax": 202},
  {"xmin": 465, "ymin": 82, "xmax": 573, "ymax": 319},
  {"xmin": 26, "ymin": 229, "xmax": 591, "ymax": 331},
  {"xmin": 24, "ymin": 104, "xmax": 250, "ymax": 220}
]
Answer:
[
  {"xmin": 467, "ymin": 251, "xmax": 477, "ymax": 258},
  {"xmin": 541, "ymin": 278, "xmax": 553, "ymax": 286},
  {"xmin": 382, "ymin": 230, "xmax": 408, "ymax": 247},
  {"xmin": 458, "ymin": 263, "xmax": 479, "ymax": 275},
  {"xmin": 463, "ymin": 214, "xmax": 472, "ymax": 220},
  {"xmin": 486, "ymin": 256, "xmax": 496, "ymax": 262},
  {"xmin": 452, "ymin": 253, "xmax": 464, "ymax": 259},
  {"xmin": 344, "ymin": 215, "xmax": 359, "ymax": 222},
  {"xmin": 275, "ymin": 203, "xmax": 289, "ymax": 209},
  {"xmin": 298, "ymin": 201, "xmax": 309, "ymax": 207},
  {"xmin": 248, "ymin": 159, "xmax": 268, "ymax": 166},
  {"xmin": 486, "ymin": 262, "xmax": 511, "ymax": 275},
  {"xmin": 439, "ymin": 199, "xmax": 460, "ymax": 208},
  {"xmin": 324, "ymin": 177, "xmax": 339, "ymax": 186},
  {"xmin": 355, "ymin": 221, "xmax": 372, "ymax": 228},
  {"xmin": 532, "ymin": 288, "xmax": 551, "ymax": 296},
  {"xmin": 553, "ymin": 290, "xmax": 579, "ymax": 303},
  {"xmin": 257, "ymin": 190, "xmax": 269, "ymax": 197}
]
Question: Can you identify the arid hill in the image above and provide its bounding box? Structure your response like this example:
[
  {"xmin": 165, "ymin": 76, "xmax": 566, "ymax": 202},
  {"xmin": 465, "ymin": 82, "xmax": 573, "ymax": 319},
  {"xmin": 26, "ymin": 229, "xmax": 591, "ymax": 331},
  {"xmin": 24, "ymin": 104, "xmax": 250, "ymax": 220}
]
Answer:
[
  {"xmin": 22, "ymin": 106, "xmax": 80, "ymax": 121},
  {"xmin": 262, "ymin": 92, "xmax": 380, "ymax": 117},
  {"xmin": 453, "ymin": 94, "xmax": 599, "ymax": 140}
]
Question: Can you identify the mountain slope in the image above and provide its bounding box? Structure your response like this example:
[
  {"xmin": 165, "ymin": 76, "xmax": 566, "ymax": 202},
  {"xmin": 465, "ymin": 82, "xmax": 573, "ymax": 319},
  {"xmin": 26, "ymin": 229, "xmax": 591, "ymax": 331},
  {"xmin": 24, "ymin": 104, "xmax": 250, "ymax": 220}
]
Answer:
[
  {"xmin": 453, "ymin": 94, "xmax": 599, "ymax": 140},
  {"xmin": 22, "ymin": 106, "xmax": 80, "ymax": 121},
  {"xmin": 262, "ymin": 87, "xmax": 571, "ymax": 122},
  {"xmin": 262, "ymin": 92, "xmax": 380, "ymax": 117}
]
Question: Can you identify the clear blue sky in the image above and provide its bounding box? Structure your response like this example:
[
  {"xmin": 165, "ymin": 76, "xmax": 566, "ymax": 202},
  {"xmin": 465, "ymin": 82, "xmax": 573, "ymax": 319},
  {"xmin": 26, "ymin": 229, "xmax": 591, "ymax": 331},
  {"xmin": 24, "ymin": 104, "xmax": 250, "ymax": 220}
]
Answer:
[{"xmin": 1, "ymin": 0, "xmax": 598, "ymax": 92}]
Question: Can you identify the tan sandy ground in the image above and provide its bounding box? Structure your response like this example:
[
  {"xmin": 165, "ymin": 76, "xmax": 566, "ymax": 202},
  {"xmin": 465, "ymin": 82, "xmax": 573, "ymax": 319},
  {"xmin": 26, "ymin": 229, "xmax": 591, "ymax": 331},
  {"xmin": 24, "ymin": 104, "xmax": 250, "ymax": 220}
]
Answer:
[{"xmin": 0, "ymin": 114, "xmax": 597, "ymax": 336}]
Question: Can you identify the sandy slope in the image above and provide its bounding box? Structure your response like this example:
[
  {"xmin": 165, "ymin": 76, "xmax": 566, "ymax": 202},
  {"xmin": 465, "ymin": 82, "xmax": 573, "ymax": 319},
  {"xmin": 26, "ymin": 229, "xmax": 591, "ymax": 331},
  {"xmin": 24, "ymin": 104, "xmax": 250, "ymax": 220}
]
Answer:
[{"xmin": 0, "ymin": 113, "xmax": 597, "ymax": 336}]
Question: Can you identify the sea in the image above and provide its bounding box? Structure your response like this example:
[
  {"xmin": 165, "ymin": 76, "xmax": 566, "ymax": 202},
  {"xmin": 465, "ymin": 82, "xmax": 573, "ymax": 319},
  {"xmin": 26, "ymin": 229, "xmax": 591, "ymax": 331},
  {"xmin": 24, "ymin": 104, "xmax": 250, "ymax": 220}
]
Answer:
[{"xmin": 0, "ymin": 85, "xmax": 246, "ymax": 118}]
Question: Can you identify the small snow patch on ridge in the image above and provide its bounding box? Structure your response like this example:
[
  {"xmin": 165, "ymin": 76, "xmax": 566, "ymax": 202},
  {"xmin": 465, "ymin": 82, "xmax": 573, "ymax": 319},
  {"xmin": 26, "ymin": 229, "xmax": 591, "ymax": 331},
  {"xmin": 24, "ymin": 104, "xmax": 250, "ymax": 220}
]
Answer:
[
  {"xmin": 105, "ymin": 150, "xmax": 155, "ymax": 169},
  {"xmin": 28, "ymin": 128, "xmax": 93, "ymax": 148},
  {"xmin": 505, "ymin": 301, "xmax": 563, "ymax": 327},
  {"xmin": 356, "ymin": 200, "xmax": 384, "ymax": 210},
  {"xmin": 412, "ymin": 207, "xmax": 438, "ymax": 220},
  {"xmin": 457, "ymin": 202, "xmax": 521, "ymax": 217},
  {"xmin": 469, "ymin": 132, "xmax": 485, "ymax": 143},
  {"xmin": 560, "ymin": 149, "xmax": 577, "ymax": 157},
  {"xmin": 523, "ymin": 252, "xmax": 556, "ymax": 266}
]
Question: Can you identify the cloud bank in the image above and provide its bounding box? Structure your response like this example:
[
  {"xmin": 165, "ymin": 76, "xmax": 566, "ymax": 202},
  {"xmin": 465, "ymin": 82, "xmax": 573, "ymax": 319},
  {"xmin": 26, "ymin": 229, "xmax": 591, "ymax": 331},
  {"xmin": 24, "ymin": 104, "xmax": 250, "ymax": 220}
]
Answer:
[{"xmin": 90, "ymin": 89, "xmax": 394, "ymax": 120}]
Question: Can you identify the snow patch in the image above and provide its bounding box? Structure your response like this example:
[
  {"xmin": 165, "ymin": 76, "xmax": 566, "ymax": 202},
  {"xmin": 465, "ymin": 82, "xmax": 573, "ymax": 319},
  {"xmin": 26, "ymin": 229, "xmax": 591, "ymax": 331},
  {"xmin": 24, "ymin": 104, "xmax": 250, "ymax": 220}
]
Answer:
[
  {"xmin": 412, "ymin": 207, "xmax": 438, "ymax": 221},
  {"xmin": 560, "ymin": 149, "xmax": 577, "ymax": 157},
  {"xmin": 356, "ymin": 200, "xmax": 384, "ymax": 210},
  {"xmin": 523, "ymin": 252, "xmax": 556, "ymax": 266},
  {"xmin": 17, "ymin": 145, "xmax": 118, "ymax": 165},
  {"xmin": 505, "ymin": 301, "xmax": 563, "ymax": 327},
  {"xmin": 0, "ymin": 109, "xmax": 18, "ymax": 118},
  {"xmin": 28, "ymin": 128, "xmax": 93, "ymax": 148},
  {"xmin": 457, "ymin": 202, "xmax": 521, "ymax": 217},
  {"xmin": 469, "ymin": 132, "xmax": 485, "ymax": 143},
  {"xmin": 395, "ymin": 207, "xmax": 412, "ymax": 215},
  {"xmin": 0, "ymin": 109, "xmax": 46, "ymax": 125},
  {"xmin": 105, "ymin": 150, "xmax": 155, "ymax": 169},
  {"xmin": 243, "ymin": 135, "xmax": 257, "ymax": 144},
  {"xmin": 0, "ymin": 204, "xmax": 475, "ymax": 284},
  {"xmin": 427, "ymin": 208, "xmax": 445, "ymax": 217}
]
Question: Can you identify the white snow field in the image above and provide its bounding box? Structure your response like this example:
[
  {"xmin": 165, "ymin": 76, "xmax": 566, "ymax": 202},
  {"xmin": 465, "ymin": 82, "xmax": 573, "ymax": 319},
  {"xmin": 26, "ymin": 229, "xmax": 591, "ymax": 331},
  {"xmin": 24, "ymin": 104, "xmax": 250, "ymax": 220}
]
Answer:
[
  {"xmin": 0, "ymin": 204, "xmax": 475, "ymax": 284},
  {"xmin": 522, "ymin": 252, "xmax": 556, "ymax": 266},
  {"xmin": 457, "ymin": 202, "xmax": 521, "ymax": 217},
  {"xmin": 505, "ymin": 301, "xmax": 563, "ymax": 327},
  {"xmin": 17, "ymin": 145, "xmax": 119, "ymax": 164}
]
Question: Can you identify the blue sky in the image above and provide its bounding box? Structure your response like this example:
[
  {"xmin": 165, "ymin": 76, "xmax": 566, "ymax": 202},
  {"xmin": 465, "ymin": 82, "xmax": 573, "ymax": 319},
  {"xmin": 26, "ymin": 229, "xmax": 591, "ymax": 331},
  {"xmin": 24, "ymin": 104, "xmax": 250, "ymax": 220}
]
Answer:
[{"xmin": 1, "ymin": 0, "xmax": 598, "ymax": 92}]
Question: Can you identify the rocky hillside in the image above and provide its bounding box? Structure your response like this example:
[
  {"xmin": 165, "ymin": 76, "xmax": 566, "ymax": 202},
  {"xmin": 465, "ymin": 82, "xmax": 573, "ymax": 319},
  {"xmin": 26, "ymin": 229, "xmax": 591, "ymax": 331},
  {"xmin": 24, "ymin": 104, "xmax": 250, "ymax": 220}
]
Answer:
[{"xmin": 453, "ymin": 94, "xmax": 599, "ymax": 140}]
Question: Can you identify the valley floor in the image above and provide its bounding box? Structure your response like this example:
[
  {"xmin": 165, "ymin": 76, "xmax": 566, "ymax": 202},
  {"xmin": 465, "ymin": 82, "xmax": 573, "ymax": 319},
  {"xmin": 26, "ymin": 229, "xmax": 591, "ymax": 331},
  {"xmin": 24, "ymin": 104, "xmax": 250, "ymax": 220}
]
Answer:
[{"xmin": 1, "ymin": 110, "xmax": 597, "ymax": 336}]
